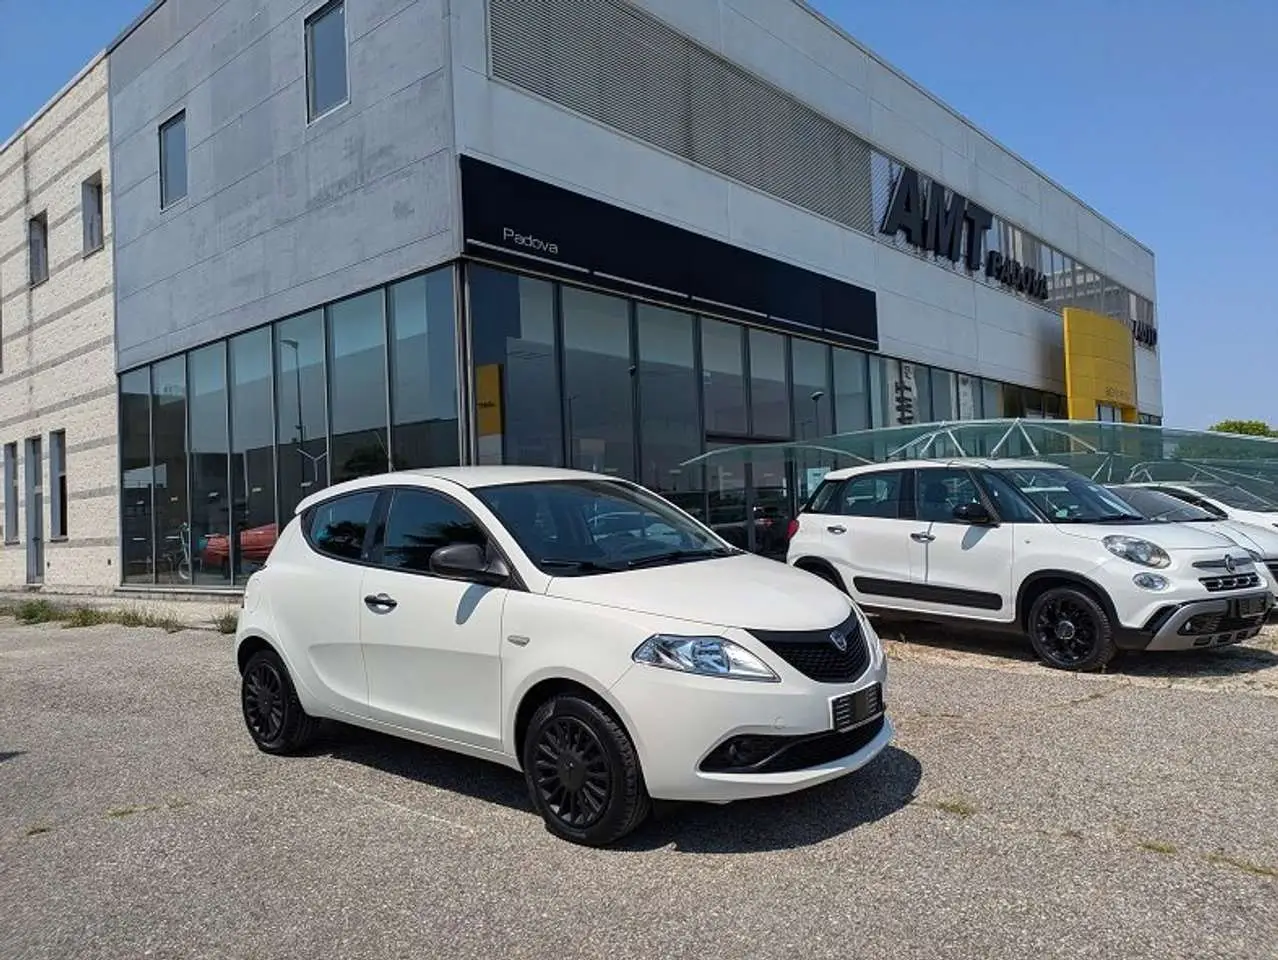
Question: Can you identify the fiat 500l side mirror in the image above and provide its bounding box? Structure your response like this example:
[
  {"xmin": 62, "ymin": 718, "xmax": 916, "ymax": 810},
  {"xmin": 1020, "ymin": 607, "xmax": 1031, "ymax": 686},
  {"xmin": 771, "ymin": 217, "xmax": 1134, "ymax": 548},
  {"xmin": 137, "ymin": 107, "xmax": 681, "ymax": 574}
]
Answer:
[{"xmin": 952, "ymin": 501, "xmax": 997, "ymax": 526}]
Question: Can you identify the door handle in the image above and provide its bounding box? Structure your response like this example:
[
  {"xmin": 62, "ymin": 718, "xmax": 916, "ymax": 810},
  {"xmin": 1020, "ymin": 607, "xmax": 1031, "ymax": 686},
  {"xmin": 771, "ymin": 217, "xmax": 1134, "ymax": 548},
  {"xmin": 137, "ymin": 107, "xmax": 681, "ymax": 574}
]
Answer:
[
  {"xmin": 910, "ymin": 532, "xmax": 935, "ymax": 543},
  {"xmin": 364, "ymin": 593, "xmax": 398, "ymax": 611},
  {"xmin": 827, "ymin": 525, "xmax": 847, "ymax": 534}
]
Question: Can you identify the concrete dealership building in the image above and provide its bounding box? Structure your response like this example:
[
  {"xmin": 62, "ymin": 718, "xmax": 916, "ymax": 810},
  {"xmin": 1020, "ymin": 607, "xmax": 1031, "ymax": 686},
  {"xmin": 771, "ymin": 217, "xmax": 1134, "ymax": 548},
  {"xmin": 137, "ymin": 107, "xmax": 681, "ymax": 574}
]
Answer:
[{"xmin": 0, "ymin": 0, "xmax": 1160, "ymax": 592}]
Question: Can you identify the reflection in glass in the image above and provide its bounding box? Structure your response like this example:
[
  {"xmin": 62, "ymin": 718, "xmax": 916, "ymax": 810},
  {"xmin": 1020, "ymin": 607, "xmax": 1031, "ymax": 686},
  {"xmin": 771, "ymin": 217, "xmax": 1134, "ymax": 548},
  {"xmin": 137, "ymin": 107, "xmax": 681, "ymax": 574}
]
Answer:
[
  {"xmin": 833, "ymin": 348, "xmax": 869, "ymax": 433},
  {"xmin": 120, "ymin": 368, "xmax": 154, "ymax": 584},
  {"xmin": 152, "ymin": 357, "xmax": 190, "ymax": 584},
  {"xmin": 469, "ymin": 266, "xmax": 561, "ymax": 466},
  {"xmin": 791, "ymin": 338, "xmax": 832, "ymax": 503},
  {"xmin": 636, "ymin": 305, "xmax": 703, "ymax": 516},
  {"xmin": 188, "ymin": 343, "xmax": 231, "ymax": 585},
  {"xmin": 276, "ymin": 310, "xmax": 328, "ymax": 520},
  {"xmin": 701, "ymin": 319, "xmax": 746, "ymax": 435},
  {"xmin": 562, "ymin": 286, "xmax": 634, "ymax": 479},
  {"xmin": 389, "ymin": 269, "xmax": 458, "ymax": 469},
  {"xmin": 230, "ymin": 329, "xmax": 276, "ymax": 583},
  {"xmin": 930, "ymin": 368, "xmax": 956, "ymax": 421},
  {"xmin": 328, "ymin": 291, "xmax": 389, "ymax": 483},
  {"xmin": 913, "ymin": 362, "xmax": 933, "ymax": 423},
  {"xmin": 749, "ymin": 329, "xmax": 788, "ymax": 437}
]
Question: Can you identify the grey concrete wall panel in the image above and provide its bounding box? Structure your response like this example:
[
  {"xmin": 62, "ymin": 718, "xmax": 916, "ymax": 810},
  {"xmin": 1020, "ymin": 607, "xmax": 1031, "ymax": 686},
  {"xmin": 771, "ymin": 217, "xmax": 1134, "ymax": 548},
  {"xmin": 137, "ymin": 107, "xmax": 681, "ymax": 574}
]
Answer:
[{"xmin": 110, "ymin": 0, "xmax": 458, "ymax": 370}]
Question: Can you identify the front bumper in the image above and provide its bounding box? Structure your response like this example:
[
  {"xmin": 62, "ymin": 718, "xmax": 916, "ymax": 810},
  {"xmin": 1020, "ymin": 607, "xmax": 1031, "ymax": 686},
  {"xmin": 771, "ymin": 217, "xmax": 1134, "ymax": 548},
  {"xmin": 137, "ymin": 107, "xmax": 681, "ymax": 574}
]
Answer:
[
  {"xmin": 1120, "ymin": 590, "xmax": 1272, "ymax": 651},
  {"xmin": 609, "ymin": 656, "xmax": 891, "ymax": 803}
]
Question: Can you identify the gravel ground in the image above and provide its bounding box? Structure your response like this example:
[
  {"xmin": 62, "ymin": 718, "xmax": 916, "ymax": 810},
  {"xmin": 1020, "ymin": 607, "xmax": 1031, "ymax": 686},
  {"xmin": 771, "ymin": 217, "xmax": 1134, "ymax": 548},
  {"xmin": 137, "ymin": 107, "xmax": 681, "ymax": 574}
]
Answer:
[{"xmin": 0, "ymin": 619, "xmax": 1275, "ymax": 960}]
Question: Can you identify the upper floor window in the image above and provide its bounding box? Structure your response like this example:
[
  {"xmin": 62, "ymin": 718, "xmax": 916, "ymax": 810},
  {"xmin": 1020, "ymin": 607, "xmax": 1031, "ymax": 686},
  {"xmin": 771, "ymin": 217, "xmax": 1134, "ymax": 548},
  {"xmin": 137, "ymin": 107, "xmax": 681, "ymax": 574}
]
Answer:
[
  {"xmin": 28, "ymin": 213, "xmax": 48, "ymax": 285},
  {"xmin": 306, "ymin": 0, "xmax": 348, "ymax": 120},
  {"xmin": 82, "ymin": 173, "xmax": 104, "ymax": 253},
  {"xmin": 159, "ymin": 112, "xmax": 187, "ymax": 208}
]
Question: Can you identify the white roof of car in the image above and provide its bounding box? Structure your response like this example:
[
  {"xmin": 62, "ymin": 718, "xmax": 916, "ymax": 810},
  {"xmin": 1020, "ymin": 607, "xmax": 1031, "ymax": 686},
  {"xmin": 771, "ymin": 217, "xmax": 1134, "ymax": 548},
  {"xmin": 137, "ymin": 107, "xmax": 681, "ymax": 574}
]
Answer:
[
  {"xmin": 822, "ymin": 458, "xmax": 1057, "ymax": 481},
  {"xmin": 294, "ymin": 466, "xmax": 625, "ymax": 514}
]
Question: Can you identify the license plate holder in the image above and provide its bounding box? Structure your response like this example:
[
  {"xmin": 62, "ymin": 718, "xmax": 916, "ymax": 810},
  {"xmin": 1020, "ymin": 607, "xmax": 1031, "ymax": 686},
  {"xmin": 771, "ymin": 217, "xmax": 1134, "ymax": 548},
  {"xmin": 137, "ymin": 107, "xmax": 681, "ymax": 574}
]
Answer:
[
  {"xmin": 1235, "ymin": 596, "xmax": 1268, "ymax": 618},
  {"xmin": 830, "ymin": 683, "xmax": 884, "ymax": 732}
]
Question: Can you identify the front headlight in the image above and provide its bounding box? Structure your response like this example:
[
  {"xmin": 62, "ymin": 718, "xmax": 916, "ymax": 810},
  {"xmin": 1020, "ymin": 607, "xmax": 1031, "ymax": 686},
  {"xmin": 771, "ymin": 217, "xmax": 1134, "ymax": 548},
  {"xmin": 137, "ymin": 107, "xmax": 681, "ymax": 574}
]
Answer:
[
  {"xmin": 632, "ymin": 635, "xmax": 779, "ymax": 682},
  {"xmin": 1103, "ymin": 535, "xmax": 1171, "ymax": 568}
]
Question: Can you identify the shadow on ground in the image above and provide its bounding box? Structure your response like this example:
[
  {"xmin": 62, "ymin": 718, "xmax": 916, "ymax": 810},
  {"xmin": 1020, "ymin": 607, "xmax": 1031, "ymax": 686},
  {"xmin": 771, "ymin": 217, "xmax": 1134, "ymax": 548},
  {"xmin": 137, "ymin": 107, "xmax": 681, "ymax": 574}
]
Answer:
[
  {"xmin": 880, "ymin": 617, "xmax": 1278, "ymax": 680},
  {"xmin": 321, "ymin": 725, "xmax": 920, "ymax": 853}
]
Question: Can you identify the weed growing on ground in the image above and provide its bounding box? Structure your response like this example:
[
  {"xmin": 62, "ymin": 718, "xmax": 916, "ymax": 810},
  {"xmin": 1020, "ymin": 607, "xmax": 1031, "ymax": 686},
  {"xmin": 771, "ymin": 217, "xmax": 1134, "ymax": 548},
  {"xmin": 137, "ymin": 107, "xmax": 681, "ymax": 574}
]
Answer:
[
  {"xmin": 921, "ymin": 798, "xmax": 978, "ymax": 817},
  {"xmin": 0, "ymin": 600, "xmax": 186, "ymax": 633},
  {"xmin": 1138, "ymin": 840, "xmax": 1177, "ymax": 855},
  {"xmin": 213, "ymin": 610, "xmax": 239, "ymax": 634},
  {"xmin": 1206, "ymin": 853, "xmax": 1278, "ymax": 878}
]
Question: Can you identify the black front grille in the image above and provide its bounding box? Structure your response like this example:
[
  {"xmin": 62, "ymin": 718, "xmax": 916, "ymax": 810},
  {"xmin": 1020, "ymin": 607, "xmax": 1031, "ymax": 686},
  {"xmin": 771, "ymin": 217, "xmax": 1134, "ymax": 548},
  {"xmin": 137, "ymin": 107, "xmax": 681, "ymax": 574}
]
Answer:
[
  {"xmin": 748, "ymin": 614, "xmax": 870, "ymax": 683},
  {"xmin": 1266, "ymin": 561, "xmax": 1278, "ymax": 581},
  {"xmin": 1200, "ymin": 573, "xmax": 1262, "ymax": 592},
  {"xmin": 700, "ymin": 715, "xmax": 887, "ymax": 774}
]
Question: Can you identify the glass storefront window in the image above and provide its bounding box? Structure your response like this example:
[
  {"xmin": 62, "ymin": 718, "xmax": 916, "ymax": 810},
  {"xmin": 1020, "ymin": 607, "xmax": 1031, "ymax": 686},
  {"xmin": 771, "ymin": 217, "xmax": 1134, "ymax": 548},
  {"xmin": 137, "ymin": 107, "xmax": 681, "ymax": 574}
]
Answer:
[
  {"xmin": 912, "ymin": 362, "xmax": 933, "ymax": 423},
  {"xmin": 151, "ymin": 357, "xmax": 190, "ymax": 585},
  {"xmin": 275, "ymin": 310, "xmax": 328, "ymax": 520},
  {"xmin": 957, "ymin": 374, "xmax": 979, "ymax": 419},
  {"xmin": 636, "ymin": 304, "xmax": 702, "ymax": 514},
  {"xmin": 470, "ymin": 266, "xmax": 561, "ymax": 466},
  {"xmin": 749, "ymin": 329, "xmax": 789, "ymax": 437},
  {"xmin": 389, "ymin": 269, "xmax": 458, "ymax": 469},
  {"xmin": 120, "ymin": 368, "xmax": 154, "ymax": 584},
  {"xmin": 791, "ymin": 337, "xmax": 833, "ymax": 503},
  {"xmin": 561, "ymin": 286, "xmax": 634, "ymax": 478},
  {"xmin": 701, "ymin": 318, "xmax": 746, "ymax": 435},
  {"xmin": 930, "ymin": 368, "xmax": 956, "ymax": 421},
  {"xmin": 832, "ymin": 347, "xmax": 869, "ymax": 433},
  {"xmin": 328, "ymin": 290, "xmax": 389, "ymax": 483},
  {"xmin": 229, "ymin": 329, "xmax": 276, "ymax": 584},
  {"xmin": 188, "ymin": 343, "xmax": 231, "ymax": 586}
]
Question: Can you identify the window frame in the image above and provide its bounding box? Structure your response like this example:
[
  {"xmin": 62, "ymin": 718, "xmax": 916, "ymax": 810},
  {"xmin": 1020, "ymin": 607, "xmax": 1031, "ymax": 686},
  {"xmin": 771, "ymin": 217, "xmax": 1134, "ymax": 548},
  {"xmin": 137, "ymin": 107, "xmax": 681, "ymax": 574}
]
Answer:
[
  {"xmin": 305, "ymin": 0, "xmax": 350, "ymax": 123},
  {"xmin": 49, "ymin": 430, "xmax": 67, "ymax": 540},
  {"xmin": 3, "ymin": 443, "xmax": 18, "ymax": 543},
  {"xmin": 835, "ymin": 469, "xmax": 915, "ymax": 521},
  {"xmin": 914, "ymin": 466, "xmax": 985, "ymax": 525},
  {"xmin": 158, "ymin": 110, "xmax": 188, "ymax": 209},
  {"xmin": 82, "ymin": 173, "xmax": 104, "ymax": 255},
  {"xmin": 28, "ymin": 212, "xmax": 49, "ymax": 286},
  {"xmin": 301, "ymin": 488, "xmax": 384, "ymax": 565}
]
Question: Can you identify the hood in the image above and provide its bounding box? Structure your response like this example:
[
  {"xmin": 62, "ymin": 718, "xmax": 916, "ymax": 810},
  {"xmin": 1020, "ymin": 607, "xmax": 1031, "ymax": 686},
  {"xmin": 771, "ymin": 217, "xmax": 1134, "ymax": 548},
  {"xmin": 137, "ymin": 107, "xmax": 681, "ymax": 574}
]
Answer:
[
  {"xmin": 545, "ymin": 553, "xmax": 853, "ymax": 631},
  {"xmin": 1056, "ymin": 522, "xmax": 1240, "ymax": 551},
  {"xmin": 1213, "ymin": 519, "xmax": 1278, "ymax": 558}
]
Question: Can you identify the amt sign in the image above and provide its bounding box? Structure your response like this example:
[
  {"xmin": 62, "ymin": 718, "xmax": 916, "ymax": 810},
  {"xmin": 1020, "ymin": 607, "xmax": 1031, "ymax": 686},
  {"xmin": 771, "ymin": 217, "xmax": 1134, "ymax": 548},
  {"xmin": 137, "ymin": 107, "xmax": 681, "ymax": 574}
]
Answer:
[{"xmin": 880, "ymin": 167, "xmax": 1049, "ymax": 302}]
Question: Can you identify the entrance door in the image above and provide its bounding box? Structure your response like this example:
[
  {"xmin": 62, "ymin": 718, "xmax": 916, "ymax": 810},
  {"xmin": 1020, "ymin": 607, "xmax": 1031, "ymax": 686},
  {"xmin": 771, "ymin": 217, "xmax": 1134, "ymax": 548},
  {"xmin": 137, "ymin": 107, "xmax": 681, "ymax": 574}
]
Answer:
[
  {"xmin": 24, "ymin": 437, "xmax": 43, "ymax": 584},
  {"xmin": 704, "ymin": 439, "xmax": 794, "ymax": 558}
]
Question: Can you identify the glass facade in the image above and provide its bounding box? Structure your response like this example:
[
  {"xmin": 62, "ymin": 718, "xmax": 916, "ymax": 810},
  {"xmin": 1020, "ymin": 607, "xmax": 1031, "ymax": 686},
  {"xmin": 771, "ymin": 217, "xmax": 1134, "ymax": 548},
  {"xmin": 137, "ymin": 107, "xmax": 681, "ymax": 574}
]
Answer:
[
  {"xmin": 118, "ymin": 265, "xmax": 458, "ymax": 585},
  {"xmin": 118, "ymin": 259, "xmax": 1078, "ymax": 584}
]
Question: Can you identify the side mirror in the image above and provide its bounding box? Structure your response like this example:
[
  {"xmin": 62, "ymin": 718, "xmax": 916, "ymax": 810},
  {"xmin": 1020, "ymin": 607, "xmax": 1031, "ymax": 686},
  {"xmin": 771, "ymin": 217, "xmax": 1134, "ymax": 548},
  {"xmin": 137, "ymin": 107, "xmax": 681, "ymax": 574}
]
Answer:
[
  {"xmin": 429, "ymin": 542, "xmax": 510, "ymax": 586},
  {"xmin": 953, "ymin": 501, "xmax": 997, "ymax": 526}
]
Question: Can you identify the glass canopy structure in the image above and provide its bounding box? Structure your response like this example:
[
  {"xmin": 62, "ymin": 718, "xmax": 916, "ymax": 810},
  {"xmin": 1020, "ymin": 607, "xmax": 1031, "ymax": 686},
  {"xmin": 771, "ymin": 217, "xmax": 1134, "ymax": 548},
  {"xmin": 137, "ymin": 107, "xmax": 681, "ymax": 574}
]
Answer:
[{"xmin": 680, "ymin": 419, "xmax": 1278, "ymax": 505}]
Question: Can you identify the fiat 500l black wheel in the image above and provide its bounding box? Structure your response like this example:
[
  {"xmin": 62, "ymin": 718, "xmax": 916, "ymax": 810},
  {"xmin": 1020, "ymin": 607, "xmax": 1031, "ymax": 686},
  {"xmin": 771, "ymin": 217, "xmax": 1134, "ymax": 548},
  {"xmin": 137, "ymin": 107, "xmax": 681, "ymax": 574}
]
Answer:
[
  {"xmin": 1027, "ymin": 586, "xmax": 1117, "ymax": 672},
  {"xmin": 522, "ymin": 694, "xmax": 650, "ymax": 846},
  {"xmin": 241, "ymin": 648, "xmax": 319, "ymax": 754}
]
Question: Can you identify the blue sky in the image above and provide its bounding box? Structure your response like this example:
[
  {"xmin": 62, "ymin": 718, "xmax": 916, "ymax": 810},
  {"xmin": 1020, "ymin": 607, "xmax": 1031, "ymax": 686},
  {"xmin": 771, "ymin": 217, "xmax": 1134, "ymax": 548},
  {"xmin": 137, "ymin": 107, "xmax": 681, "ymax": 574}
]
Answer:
[{"xmin": 2, "ymin": 1, "xmax": 1274, "ymax": 428}]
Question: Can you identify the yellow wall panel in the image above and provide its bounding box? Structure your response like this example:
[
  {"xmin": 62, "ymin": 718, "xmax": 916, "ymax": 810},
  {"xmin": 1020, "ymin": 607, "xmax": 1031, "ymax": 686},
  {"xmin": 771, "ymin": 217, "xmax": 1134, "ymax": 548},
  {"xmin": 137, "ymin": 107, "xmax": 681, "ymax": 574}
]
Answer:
[{"xmin": 1062, "ymin": 307, "xmax": 1137, "ymax": 420}]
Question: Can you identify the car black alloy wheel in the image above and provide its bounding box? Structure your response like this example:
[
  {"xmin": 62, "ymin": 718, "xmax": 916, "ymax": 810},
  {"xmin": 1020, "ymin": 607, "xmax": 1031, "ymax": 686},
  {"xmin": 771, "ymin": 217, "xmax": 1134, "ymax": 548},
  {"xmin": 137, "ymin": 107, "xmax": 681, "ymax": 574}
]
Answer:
[
  {"xmin": 533, "ymin": 716, "xmax": 612, "ymax": 829},
  {"xmin": 1027, "ymin": 586, "xmax": 1117, "ymax": 672},
  {"xmin": 243, "ymin": 658, "xmax": 286, "ymax": 743}
]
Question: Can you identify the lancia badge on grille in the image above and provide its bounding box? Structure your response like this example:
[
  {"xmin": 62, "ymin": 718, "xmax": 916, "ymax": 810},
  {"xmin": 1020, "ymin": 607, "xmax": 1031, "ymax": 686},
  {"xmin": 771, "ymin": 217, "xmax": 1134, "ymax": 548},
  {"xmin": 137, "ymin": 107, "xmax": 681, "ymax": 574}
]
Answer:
[{"xmin": 830, "ymin": 630, "xmax": 848, "ymax": 653}]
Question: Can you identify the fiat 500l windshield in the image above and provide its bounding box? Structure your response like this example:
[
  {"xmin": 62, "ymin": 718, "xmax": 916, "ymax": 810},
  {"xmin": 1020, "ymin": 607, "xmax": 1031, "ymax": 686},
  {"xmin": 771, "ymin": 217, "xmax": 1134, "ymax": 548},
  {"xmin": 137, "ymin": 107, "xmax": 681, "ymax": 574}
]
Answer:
[{"xmin": 475, "ymin": 479, "xmax": 736, "ymax": 576}]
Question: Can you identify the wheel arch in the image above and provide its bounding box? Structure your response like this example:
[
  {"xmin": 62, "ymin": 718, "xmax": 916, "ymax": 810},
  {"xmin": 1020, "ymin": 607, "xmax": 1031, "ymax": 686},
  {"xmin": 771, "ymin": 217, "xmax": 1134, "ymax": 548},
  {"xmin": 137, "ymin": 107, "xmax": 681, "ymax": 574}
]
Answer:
[
  {"xmin": 511, "ymin": 674, "xmax": 636, "ymax": 771},
  {"xmin": 1016, "ymin": 571, "xmax": 1119, "ymax": 630},
  {"xmin": 236, "ymin": 634, "xmax": 279, "ymax": 675},
  {"xmin": 792, "ymin": 555, "xmax": 846, "ymax": 590}
]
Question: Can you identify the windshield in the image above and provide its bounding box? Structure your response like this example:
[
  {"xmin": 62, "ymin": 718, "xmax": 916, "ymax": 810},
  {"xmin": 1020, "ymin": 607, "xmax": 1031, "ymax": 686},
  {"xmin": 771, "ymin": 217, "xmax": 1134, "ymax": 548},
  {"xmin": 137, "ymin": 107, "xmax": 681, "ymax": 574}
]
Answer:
[
  {"xmin": 993, "ymin": 468, "xmax": 1146, "ymax": 524},
  {"xmin": 476, "ymin": 479, "xmax": 736, "ymax": 576},
  {"xmin": 1106, "ymin": 486, "xmax": 1215, "ymax": 522},
  {"xmin": 1181, "ymin": 482, "xmax": 1278, "ymax": 512}
]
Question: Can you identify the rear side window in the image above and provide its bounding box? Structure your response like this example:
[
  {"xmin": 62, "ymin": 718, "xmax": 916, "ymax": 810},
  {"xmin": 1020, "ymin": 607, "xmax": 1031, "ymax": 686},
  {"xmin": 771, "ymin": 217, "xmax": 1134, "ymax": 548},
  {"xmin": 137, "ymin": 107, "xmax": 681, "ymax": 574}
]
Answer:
[
  {"xmin": 381, "ymin": 489, "xmax": 487, "ymax": 573},
  {"xmin": 307, "ymin": 491, "xmax": 379, "ymax": 561},
  {"xmin": 804, "ymin": 479, "xmax": 845, "ymax": 515},
  {"xmin": 838, "ymin": 471, "xmax": 910, "ymax": 519}
]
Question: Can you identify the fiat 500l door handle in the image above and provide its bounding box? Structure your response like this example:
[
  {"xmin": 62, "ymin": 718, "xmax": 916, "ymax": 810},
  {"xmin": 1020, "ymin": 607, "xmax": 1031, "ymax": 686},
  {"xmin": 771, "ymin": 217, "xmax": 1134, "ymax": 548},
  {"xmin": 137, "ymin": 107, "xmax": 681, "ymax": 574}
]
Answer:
[
  {"xmin": 364, "ymin": 593, "xmax": 398, "ymax": 611},
  {"xmin": 910, "ymin": 532, "xmax": 935, "ymax": 543},
  {"xmin": 827, "ymin": 525, "xmax": 847, "ymax": 534}
]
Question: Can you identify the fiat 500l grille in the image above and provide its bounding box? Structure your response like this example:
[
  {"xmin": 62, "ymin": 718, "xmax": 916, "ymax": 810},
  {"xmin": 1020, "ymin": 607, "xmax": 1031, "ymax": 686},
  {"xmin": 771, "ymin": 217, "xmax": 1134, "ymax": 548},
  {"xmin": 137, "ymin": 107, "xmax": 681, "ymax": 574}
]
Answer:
[
  {"xmin": 747, "ymin": 614, "xmax": 870, "ymax": 683},
  {"xmin": 1200, "ymin": 572, "xmax": 1262, "ymax": 592}
]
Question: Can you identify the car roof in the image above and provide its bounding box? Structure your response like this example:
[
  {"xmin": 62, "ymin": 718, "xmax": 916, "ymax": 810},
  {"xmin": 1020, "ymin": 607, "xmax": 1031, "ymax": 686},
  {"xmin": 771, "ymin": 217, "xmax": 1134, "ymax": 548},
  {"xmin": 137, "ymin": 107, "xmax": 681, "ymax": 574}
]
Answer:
[
  {"xmin": 821, "ymin": 458, "xmax": 1057, "ymax": 481},
  {"xmin": 294, "ymin": 466, "xmax": 630, "ymax": 515}
]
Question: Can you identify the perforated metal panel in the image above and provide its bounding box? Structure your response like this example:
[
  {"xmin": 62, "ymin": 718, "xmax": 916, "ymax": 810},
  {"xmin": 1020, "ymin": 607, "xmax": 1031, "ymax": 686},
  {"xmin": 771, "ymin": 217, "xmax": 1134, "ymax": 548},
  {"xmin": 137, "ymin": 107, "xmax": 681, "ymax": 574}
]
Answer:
[{"xmin": 489, "ymin": 0, "xmax": 873, "ymax": 232}]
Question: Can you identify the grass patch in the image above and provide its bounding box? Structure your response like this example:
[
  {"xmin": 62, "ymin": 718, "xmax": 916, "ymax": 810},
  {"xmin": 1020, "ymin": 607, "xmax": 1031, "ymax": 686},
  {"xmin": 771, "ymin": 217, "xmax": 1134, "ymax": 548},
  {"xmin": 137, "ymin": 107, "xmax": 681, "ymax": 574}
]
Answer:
[
  {"xmin": 0, "ymin": 599, "xmax": 187, "ymax": 633},
  {"xmin": 921, "ymin": 798, "xmax": 978, "ymax": 818},
  {"xmin": 213, "ymin": 610, "xmax": 239, "ymax": 634},
  {"xmin": 62, "ymin": 607, "xmax": 113, "ymax": 628},
  {"xmin": 1138, "ymin": 840, "xmax": 1178, "ymax": 855},
  {"xmin": 112, "ymin": 608, "xmax": 185, "ymax": 633},
  {"xmin": 12, "ymin": 599, "xmax": 62, "ymax": 624},
  {"xmin": 1206, "ymin": 853, "xmax": 1278, "ymax": 878}
]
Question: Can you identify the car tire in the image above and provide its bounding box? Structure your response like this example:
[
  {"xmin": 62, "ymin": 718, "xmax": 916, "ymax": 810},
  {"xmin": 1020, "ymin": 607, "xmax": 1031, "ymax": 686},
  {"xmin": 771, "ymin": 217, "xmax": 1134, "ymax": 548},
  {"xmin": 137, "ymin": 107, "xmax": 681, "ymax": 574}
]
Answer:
[
  {"xmin": 1027, "ymin": 586, "xmax": 1117, "ymax": 672},
  {"xmin": 522, "ymin": 694, "xmax": 650, "ymax": 846},
  {"xmin": 241, "ymin": 648, "xmax": 320, "ymax": 754}
]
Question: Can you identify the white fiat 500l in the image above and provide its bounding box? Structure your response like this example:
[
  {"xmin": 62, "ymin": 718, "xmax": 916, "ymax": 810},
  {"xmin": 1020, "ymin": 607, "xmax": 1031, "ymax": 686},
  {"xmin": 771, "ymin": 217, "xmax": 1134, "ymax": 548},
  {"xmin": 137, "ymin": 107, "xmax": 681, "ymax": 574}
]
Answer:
[{"xmin": 236, "ymin": 467, "xmax": 891, "ymax": 846}]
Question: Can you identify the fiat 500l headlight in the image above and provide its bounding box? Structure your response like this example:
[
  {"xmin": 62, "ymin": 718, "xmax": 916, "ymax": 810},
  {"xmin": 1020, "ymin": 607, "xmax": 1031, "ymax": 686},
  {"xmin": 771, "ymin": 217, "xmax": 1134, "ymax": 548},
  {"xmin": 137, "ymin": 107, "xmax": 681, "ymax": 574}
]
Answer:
[
  {"xmin": 632, "ymin": 635, "xmax": 779, "ymax": 682},
  {"xmin": 1103, "ymin": 535, "xmax": 1171, "ymax": 568}
]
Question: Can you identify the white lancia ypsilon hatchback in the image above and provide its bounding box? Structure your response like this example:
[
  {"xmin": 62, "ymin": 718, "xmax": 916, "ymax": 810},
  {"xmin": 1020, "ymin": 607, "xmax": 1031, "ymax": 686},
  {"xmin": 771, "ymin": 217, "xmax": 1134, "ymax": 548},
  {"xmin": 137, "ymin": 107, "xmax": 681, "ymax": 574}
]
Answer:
[{"xmin": 236, "ymin": 467, "xmax": 891, "ymax": 846}]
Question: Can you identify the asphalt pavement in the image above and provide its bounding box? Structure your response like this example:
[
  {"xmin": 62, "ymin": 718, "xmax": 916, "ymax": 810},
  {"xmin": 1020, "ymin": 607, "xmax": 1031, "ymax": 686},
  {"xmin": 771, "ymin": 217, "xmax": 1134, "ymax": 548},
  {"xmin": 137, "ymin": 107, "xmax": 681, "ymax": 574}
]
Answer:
[{"xmin": 1, "ymin": 618, "xmax": 1275, "ymax": 959}]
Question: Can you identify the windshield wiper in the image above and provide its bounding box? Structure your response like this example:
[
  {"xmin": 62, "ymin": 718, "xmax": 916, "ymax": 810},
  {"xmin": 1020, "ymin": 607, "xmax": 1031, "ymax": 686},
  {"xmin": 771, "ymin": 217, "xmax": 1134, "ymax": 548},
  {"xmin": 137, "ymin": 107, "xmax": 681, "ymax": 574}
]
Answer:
[
  {"xmin": 539, "ymin": 558, "xmax": 624, "ymax": 573},
  {"xmin": 624, "ymin": 548, "xmax": 734, "ymax": 569}
]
